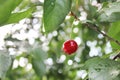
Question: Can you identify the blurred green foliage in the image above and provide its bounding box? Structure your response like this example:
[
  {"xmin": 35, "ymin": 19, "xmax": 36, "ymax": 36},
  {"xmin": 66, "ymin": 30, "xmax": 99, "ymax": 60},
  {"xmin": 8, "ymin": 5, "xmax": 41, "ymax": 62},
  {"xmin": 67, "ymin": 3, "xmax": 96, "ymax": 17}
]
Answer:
[{"xmin": 0, "ymin": 0, "xmax": 120, "ymax": 80}]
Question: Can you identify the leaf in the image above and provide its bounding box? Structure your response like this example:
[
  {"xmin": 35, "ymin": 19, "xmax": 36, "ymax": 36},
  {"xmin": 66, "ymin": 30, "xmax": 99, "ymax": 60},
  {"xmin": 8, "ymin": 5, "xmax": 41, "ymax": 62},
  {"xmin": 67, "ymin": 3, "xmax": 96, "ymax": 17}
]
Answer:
[
  {"xmin": 31, "ymin": 47, "xmax": 47, "ymax": 61},
  {"xmin": 0, "ymin": 0, "xmax": 22, "ymax": 25},
  {"xmin": 108, "ymin": 21, "xmax": 120, "ymax": 37},
  {"xmin": 108, "ymin": 21, "xmax": 120, "ymax": 49},
  {"xmin": 80, "ymin": 45, "xmax": 90, "ymax": 63},
  {"xmin": 88, "ymin": 4, "xmax": 97, "ymax": 18},
  {"xmin": 98, "ymin": 2, "xmax": 120, "ymax": 22},
  {"xmin": 98, "ymin": 12, "xmax": 120, "ymax": 22},
  {"xmin": 0, "ymin": 52, "xmax": 12, "ymax": 79},
  {"xmin": 14, "ymin": 0, "xmax": 23, "ymax": 8},
  {"xmin": 43, "ymin": 0, "xmax": 72, "ymax": 33},
  {"xmin": 31, "ymin": 47, "xmax": 47, "ymax": 77},
  {"xmin": 84, "ymin": 3, "xmax": 97, "ymax": 19},
  {"xmin": 32, "ymin": 59, "xmax": 46, "ymax": 78},
  {"xmin": 102, "ymin": 2, "xmax": 120, "ymax": 16},
  {"xmin": 85, "ymin": 57, "xmax": 120, "ymax": 80},
  {"xmin": 4, "ymin": 7, "xmax": 35, "ymax": 25}
]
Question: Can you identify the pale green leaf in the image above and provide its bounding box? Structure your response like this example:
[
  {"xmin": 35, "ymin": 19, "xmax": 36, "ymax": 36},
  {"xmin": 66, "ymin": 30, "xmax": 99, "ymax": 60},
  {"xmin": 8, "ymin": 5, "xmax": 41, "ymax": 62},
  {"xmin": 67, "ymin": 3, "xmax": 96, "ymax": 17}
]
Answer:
[
  {"xmin": 4, "ymin": 7, "xmax": 35, "ymax": 25},
  {"xmin": 32, "ymin": 59, "xmax": 46, "ymax": 77},
  {"xmin": 31, "ymin": 47, "xmax": 47, "ymax": 77},
  {"xmin": 85, "ymin": 57, "xmax": 120, "ymax": 80},
  {"xmin": 108, "ymin": 21, "xmax": 120, "ymax": 37},
  {"xmin": 98, "ymin": 2, "xmax": 120, "ymax": 22},
  {"xmin": 0, "ymin": 52, "xmax": 12, "ymax": 79},
  {"xmin": 0, "ymin": 0, "xmax": 22, "ymax": 25},
  {"xmin": 108, "ymin": 21, "xmax": 120, "ymax": 49}
]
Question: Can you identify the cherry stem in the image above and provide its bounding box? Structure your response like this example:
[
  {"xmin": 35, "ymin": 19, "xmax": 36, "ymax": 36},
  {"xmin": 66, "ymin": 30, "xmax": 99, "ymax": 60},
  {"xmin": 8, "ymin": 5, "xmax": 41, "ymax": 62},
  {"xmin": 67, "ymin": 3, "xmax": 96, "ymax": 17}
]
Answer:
[
  {"xmin": 70, "ymin": 11, "xmax": 120, "ymax": 46},
  {"xmin": 69, "ymin": 11, "xmax": 79, "ymax": 20},
  {"xmin": 69, "ymin": 12, "xmax": 76, "ymax": 39},
  {"xmin": 70, "ymin": 23, "xmax": 73, "ymax": 39}
]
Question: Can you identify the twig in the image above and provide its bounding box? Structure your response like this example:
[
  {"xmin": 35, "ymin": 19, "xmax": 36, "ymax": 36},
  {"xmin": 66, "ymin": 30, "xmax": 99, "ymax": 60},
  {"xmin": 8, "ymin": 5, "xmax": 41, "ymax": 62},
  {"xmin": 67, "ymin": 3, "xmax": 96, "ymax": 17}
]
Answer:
[
  {"xmin": 69, "ymin": 11, "xmax": 79, "ymax": 20},
  {"xmin": 85, "ymin": 23, "xmax": 120, "ymax": 46},
  {"xmin": 70, "ymin": 11, "xmax": 120, "ymax": 46},
  {"xmin": 113, "ymin": 52, "xmax": 120, "ymax": 60}
]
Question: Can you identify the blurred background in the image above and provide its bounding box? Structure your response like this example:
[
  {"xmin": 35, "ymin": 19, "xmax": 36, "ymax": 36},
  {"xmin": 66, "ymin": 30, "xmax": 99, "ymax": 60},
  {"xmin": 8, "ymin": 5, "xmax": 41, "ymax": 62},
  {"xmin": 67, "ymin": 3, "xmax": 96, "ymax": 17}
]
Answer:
[{"xmin": 0, "ymin": 0, "xmax": 115, "ymax": 80}]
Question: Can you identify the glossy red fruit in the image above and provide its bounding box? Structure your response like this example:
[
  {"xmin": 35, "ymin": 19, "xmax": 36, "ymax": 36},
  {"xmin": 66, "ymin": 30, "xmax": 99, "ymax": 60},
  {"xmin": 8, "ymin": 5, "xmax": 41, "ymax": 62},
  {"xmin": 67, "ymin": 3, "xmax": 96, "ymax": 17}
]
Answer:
[{"xmin": 63, "ymin": 40, "xmax": 78, "ymax": 55}]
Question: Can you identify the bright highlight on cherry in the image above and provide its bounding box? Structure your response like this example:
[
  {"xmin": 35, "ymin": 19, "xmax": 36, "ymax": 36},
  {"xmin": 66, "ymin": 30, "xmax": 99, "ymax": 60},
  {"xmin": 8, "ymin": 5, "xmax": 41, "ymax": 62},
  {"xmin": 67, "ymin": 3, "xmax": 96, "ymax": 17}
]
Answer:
[{"xmin": 63, "ymin": 40, "xmax": 78, "ymax": 55}]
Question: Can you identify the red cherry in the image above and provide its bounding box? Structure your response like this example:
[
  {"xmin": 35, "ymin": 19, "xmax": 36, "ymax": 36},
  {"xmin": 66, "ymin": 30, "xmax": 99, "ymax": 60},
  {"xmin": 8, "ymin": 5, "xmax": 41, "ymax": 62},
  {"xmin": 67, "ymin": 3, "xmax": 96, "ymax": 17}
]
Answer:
[{"xmin": 63, "ymin": 40, "xmax": 78, "ymax": 55}]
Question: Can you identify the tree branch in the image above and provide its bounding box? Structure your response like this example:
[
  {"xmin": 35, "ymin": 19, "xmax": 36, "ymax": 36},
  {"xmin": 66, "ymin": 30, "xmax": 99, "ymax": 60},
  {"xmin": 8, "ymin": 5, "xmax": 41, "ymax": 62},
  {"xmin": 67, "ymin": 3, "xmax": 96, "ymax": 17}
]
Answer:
[
  {"xmin": 113, "ymin": 52, "xmax": 120, "ymax": 60},
  {"xmin": 85, "ymin": 23, "xmax": 120, "ymax": 45},
  {"xmin": 70, "ymin": 11, "xmax": 120, "ymax": 46},
  {"xmin": 69, "ymin": 11, "xmax": 79, "ymax": 20}
]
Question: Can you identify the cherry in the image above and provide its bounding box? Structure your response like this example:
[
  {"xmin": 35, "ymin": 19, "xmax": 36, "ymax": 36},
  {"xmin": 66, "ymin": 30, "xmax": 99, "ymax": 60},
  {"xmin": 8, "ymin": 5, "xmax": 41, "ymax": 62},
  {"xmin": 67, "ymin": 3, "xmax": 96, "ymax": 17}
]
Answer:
[{"xmin": 63, "ymin": 40, "xmax": 78, "ymax": 55}]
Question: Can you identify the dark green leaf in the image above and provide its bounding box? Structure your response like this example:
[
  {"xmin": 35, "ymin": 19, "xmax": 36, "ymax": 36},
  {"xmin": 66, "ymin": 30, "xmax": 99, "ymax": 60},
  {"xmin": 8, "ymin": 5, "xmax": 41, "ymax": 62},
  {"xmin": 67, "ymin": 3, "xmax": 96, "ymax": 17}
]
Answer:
[
  {"xmin": 43, "ymin": 0, "xmax": 72, "ymax": 33},
  {"xmin": 4, "ymin": 7, "xmax": 35, "ymax": 25},
  {"xmin": 82, "ymin": 27, "xmax": 98, "ymax": 41},
  {"xmin": 0, "ymin": 52, "xmax": 12, "ymax": 79},
  {"xmin": 80, "ymin": 45, "xmax": 90, "ymax": 63},
  {"xmin": 85, "ymin": 57, "xmax": 120, "ymax": 80}
]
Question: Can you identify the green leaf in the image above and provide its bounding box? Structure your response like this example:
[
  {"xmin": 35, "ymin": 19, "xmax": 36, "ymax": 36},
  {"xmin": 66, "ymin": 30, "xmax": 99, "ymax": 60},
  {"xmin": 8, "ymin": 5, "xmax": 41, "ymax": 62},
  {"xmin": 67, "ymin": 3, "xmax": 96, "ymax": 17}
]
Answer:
[
  {"xmin": 88, "ymin": 4, "xmax": 97, "ymax": 19},
  {"xmin": 0, "ymin": 52, "xmax": 12, "ymax": 79},
  {"xmin": 4, "ymin": 7, "xmax": 35, "ymax": 25},
  {"xmin": 98, "ymin": 12, "xmax": 120, "ymax": 22},
  {"xmin": 31, "ymin": 47, "xmax": 47, "ymax": 77},
  {"xmin": 83, "ymin": 0, "xmax": 97, "ymax": 19},
  {"xmin": 108, "ymin": 21, "xmax": 120, "ymax": 49},
  {"xmin": 31, "ymin": 47, "xmax": 47, "ymax": 61},
  {"xmin": 108, "ymin": 21, "xmax": 120, "ymax": 37},
  {"xmin": 14, "ymin": 0, "xmax": 23, "ymax": 8},
  {"xmin": 43, "ymin": 0, "xmax": 72, "ymax": 33},
  {"xmin": 85, "ymin": 57, "xmax": 120, "ymax": 80},
  {"xmin": 0, "ymin": 0, "xmax": 22, "ymax": 25},
  {"xmin": 98, "ymin": 2, "xmax": 120, "ymax": 22},
  {"xmin": 32, "ymin": 59, "xmax": 46, "ymax": 78}
]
